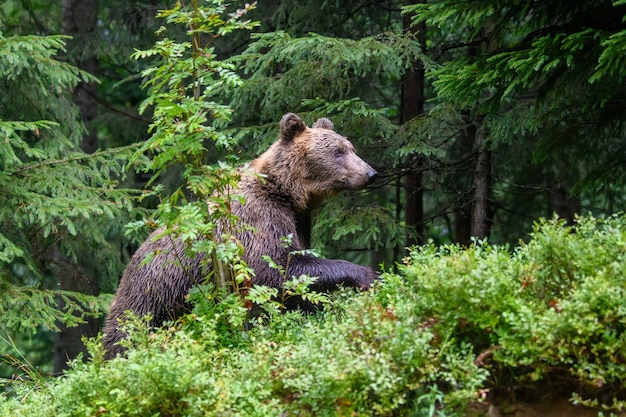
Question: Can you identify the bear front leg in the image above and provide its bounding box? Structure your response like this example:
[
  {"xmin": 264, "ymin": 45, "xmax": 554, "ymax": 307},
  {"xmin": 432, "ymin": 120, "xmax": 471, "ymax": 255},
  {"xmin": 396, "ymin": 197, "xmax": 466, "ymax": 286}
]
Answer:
[{"xmin": 286, "ymin": 255, "xmax": 377, "ymax": 291}]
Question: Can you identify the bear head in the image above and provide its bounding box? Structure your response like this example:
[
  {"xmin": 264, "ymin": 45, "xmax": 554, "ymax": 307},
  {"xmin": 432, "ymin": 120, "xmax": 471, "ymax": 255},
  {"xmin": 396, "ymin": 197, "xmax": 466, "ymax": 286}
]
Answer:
[{"xmin": 257, "ymin": 113, "xmax": 377, "ymax": 210}]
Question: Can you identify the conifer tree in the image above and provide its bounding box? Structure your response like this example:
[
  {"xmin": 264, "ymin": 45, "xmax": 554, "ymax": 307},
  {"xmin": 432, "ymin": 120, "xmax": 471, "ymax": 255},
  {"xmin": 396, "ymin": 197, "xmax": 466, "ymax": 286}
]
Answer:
[
  {"xmin": 1, "ymin": 0, "xmax": 162, "ymax": 372},
  {"xmin": 406, "ymin": 0, "xmax": 626, "ymax": 238},
  {"xmin": 0, "ymin": 32, "xmax": 138, "ymax": 373}
]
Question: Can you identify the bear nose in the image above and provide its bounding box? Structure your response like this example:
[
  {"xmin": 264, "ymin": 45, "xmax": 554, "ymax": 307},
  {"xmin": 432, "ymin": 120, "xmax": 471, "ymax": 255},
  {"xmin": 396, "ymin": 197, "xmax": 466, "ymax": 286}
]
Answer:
[{"xmin": 366, "ymin": 168, "xmax": 378, "ymax": 183}]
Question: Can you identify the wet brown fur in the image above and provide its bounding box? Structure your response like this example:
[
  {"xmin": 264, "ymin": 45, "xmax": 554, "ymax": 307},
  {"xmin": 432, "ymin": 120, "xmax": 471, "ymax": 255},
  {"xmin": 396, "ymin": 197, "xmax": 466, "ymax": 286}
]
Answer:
[{"xmin": 102, "ymin": 113, "xmax": 378, "ymax": 359}]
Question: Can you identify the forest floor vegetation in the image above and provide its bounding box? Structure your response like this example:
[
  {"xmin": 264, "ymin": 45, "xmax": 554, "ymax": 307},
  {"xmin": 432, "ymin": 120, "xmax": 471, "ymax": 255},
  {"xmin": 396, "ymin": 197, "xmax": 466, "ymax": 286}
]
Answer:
[{"xmin": 1, "ymin": 214, "xmax": 626, "ymax": 417}]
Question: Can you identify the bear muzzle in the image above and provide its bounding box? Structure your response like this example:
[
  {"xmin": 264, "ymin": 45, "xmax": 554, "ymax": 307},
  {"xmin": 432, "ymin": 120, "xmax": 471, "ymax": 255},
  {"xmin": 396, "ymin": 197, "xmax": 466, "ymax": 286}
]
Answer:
[
  {"xmin": 343, "ymin": 165, "xmax": 377, "ymax": 190},
  {"xmin": 366, "ymin": 167, "xmax": 378, "ymax": 184}
]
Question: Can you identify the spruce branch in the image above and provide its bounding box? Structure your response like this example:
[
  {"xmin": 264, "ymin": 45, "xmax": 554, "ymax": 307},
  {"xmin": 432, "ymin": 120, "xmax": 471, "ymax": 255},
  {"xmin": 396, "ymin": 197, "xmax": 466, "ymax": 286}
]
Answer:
[{"xmin": 9, "ymin": 143, "xmax": 143, "ymax": 175}]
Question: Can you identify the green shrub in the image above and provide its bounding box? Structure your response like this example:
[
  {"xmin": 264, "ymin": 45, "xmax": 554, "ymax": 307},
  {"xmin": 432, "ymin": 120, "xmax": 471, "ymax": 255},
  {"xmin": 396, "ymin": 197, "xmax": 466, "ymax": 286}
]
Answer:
[
  {"xmin": 1, "ymin": 214, "xmax": 625, "ymax": 416},
  {"xmin": 396, "ymin": 214, "xmax": 626, "ymax": 408}
]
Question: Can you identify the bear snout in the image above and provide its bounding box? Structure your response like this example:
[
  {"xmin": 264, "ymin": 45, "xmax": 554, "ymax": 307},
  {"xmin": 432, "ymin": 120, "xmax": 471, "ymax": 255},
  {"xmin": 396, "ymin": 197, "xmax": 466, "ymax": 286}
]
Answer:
[
  {"xmin": 343, "ymin": 166, "xmax": 377, "ymax": 189},
  {"xmin": 366, "ymin": 168, "xmax": 378, "ymax": 183}
]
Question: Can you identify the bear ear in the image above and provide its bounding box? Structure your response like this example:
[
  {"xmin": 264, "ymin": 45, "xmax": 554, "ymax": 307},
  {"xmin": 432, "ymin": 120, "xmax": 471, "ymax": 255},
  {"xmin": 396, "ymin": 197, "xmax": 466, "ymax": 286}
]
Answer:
[
  {"xmin": 312, "ymin": 118, "xmax": 334, "ymax": 130},
  {"xmin": 280, "ymin": 113, "xmax": 307, "ymax": 142}
]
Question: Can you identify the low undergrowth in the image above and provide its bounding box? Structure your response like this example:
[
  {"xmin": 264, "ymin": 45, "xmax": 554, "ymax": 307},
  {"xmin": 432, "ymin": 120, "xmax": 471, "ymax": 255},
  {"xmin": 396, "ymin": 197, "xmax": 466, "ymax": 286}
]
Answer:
[{"xmin": 1, "ymin": 214, "xmax": 625, "ymax": 416}]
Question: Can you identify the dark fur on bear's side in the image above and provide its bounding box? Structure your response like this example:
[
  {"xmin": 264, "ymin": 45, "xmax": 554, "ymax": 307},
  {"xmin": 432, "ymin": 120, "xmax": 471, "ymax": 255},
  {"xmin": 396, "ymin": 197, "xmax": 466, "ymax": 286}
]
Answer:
[{"xmin": 102, "ymin": 113, "xmax": 378, "ymax": 359}]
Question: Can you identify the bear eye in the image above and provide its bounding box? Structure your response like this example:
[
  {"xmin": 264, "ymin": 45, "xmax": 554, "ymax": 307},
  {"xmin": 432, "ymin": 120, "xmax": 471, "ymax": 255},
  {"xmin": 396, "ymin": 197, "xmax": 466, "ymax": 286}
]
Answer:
[{"xmin": 334, "ymin": 147, "xmax": 346, "ymax": 158}]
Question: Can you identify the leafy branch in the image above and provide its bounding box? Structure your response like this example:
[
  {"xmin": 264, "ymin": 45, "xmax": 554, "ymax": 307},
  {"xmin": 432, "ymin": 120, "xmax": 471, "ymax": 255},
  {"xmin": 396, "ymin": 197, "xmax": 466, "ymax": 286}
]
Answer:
[
  {"xmin": 254, "ymin": 234, "xmax": 329, "ymax": 313},
  {"xmin": 130, "ymin": 0, "xmax": 258, "ymax": 294}
]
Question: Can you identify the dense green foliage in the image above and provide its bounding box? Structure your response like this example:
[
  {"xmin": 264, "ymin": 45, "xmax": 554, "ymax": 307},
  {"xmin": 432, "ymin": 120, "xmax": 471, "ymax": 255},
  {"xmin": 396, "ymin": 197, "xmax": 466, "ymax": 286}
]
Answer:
[
  {"xmin": 0, "ymin": 34, "xmax": 123, "ymax": 281},
  {"xmin": 1, "ymin": 214, "xmax": 625, "ymax": 416},
  {"xmin": 406, "ymin": 0, "xmax": 626, "ymax": 237},
  {"xmin": 0, "ymin": 32, "xmax": 138, "ymax": 338}
]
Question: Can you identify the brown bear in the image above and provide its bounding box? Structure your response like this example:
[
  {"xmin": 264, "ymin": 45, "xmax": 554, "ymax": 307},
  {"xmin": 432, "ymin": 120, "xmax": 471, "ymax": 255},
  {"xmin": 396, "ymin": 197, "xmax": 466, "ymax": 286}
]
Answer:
[{"xmin": 102, "ymin": 113, "xmax": 378, "ymax": 359}]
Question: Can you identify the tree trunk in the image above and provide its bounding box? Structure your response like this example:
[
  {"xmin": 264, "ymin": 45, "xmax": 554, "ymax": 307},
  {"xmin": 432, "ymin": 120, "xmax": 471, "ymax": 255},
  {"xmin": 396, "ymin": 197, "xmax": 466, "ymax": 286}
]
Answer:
[
  {"xmin": 453, "ymin": 111, "xmax": 475, "ymax": 245},
  {"xmin": 454, "ymin": 207, "xmax": 472, "ymax": 245},
  {"xmin": 548, "ymin": 185, "xmax": 580, "ymax": 225},
  {"xmin": 55, "ymin": 0, "xmax": 100, "ymax": 373},
  {"xmin": 62, "ymin": 0, "xmax": 99, "ymax": 153},
  {"xmin": 466, "ymin": 25, "xmax": 494, "ymax": 242},
  {"xmin": 471, "ymin": 122, "xmax": 491, "ymax": 239},
  {"xmin": 401, "ymin": 8, "xmax": 426, "ymax": 248},
  {"xmin": 49, "ymin": 250, "xmax": 100, "ymax": 373}
]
